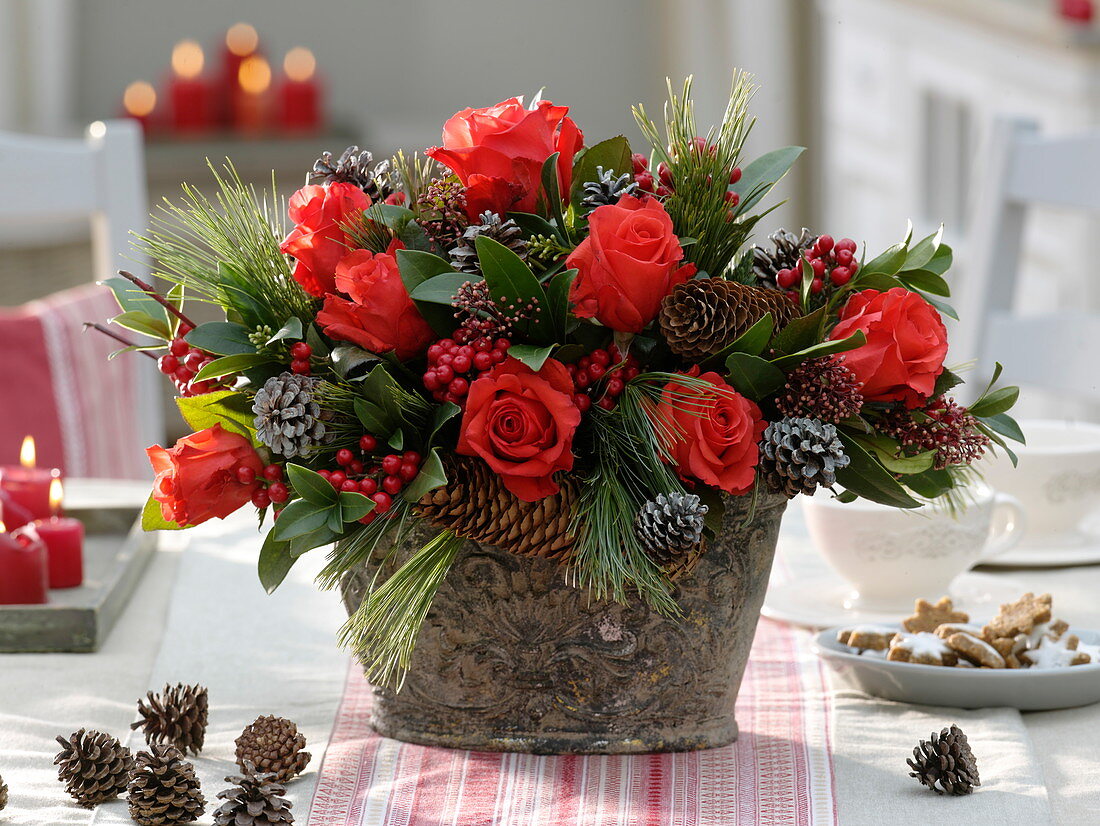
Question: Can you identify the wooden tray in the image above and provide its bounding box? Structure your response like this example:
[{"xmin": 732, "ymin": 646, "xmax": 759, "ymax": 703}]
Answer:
[{"xmin": 0, "ymin": 478, "xmax": 156, "ymax": 653}]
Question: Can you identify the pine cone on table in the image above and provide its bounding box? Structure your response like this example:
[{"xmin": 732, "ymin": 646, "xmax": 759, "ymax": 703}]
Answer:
[
  {"xmin": 310, "ymin": 146, "xmax": 395, "ymax": 203},
  {"xmin": 758, "ymin": 417, "xmax": 850, "ymax": 498},
  {"xmin": 235, "ymin": 716, "xmax": 311, "ymax": 784},
  {"xmin": 252, "ymin": 373, "xmax": 327, "ymax": 459},
  {"xmin": 54, "ymin": 728, "xmax": 134, "ymax": 807},
  {"xmin": 659, "ymin": 278, "xmax": 797, "ymax": 360},
  {"xmin": 0, "ymin": 772, "xmax": 8, "ymax": 811},
  {"xmin": 213, "ymin": 764, "xmax": 294, "ymax": 826},
  {"xmin": 416, "ymin": 455, "xmax": 577, "ymax": 560},
  {"xmin": 752, "ymin": 227, "xmax": 818, "ymax": 290},
  {"xmin": 634, "ymin": 493, "xmax": 708, "ymax": 579},
  {"xmin": 907, "ymin": 724, "xmax": 980, "ymax": 796},
  {"xmin": 127, "ymin": 745, "xmax": 205, "ymax": 825},
  {"xmin": 449, "ymin": 211, "xmax": 529, "ymax": 275},
  {"xmin": 580, "ymin": 166, "xmax": 639, "ymax": 214},
  {"xmin": 131, "ymin": 683, "xmax": 209, "ymax": 756}
]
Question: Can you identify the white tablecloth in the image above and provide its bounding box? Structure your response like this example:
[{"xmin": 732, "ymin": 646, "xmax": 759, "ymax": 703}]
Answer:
[{"xmin": 2, "ymin": 507, "xmax": 1099, "ymax": 824}]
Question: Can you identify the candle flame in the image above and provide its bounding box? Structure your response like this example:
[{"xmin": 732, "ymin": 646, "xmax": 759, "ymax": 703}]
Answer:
[
  {"xmin": 239, "ymin": 55, "xmax": 272, "ymax": 95},
  {"xmin": 172, "ymin": 40, "xmax": 205, "ymax": 79},
  {"xmin": 123, "ymin": 81, "xmax": 157, "ymax": 117},
  {"xmin": 283, "ymin": 47, "xmax": 316, "ymax": 82},
  {"xmin": 0, "ymin": 519, "xmax": 6, "ymax": 534},
  {"xmin": 226, "ymin": 22, "xmax": 259, "ymax": 57},
  {"xmin": 49, "ymin": 476, "xmax": 64, "ymax": 515},
  {"xmin": 20, "ymin": 435, "xmax": 35, "ymax": 469}
]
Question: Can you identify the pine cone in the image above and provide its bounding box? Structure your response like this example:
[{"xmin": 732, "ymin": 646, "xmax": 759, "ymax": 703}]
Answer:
[
  {"xmin": 128, "ymin": 745, "xmax": 206, "ymax": 825},
  {"xmin": 580, "ymin": 166, "xmax": 639, "ymax": 214},
  {"xmin": 908, "ymin": 724, "xmax": 980, "ymax": 796},
  {"xmin": 253, "ymin": 373, "xmax": 327, "ymax": 459},
  {"xmin": 449, "ymin": 211, "xmax": 529, "ymax": 275},
  {"xmin": 775, "ymin": 356, "xmax": 864, "ymax": 424},
  {"xmin": 214, "ymin": 764, "xmax": 294, "ymax": 826},
  {"xmin": 752, "ymin": 228, "xmax": 817, "ymax": 289},
  {"xmin": 54, "ymin": 728, "xmax": 134, "ymax": 807},
  {"xmin": 235, "ymin": 716, "xmax": 311, "ymax": 784},
  {"xmin": 634, "ymin": 493, "xmax": 709, "ymax": 580},
  {"xmin": 0, "ymin": 773, "xmax": 8, "ymax": 811},
  {"xmin": 132, "ymin": 683, "xmax": 209, "ymax": 756},
  {"xmin": 759, "ymin": 417, "xmax": 850, "ymax": 498},
  {"xmin": 659, "ymin": 278, "xmax": 797, "ymax": 360},
  {"xmin": 311, "ymin": 146, "xmax": 395, "ymax": 202},
  {"xmin": 416, "ymin": 455, "xmax": 577, "ymax": 559}
]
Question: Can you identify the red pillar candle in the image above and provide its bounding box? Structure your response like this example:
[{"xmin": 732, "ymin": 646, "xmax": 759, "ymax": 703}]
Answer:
[
  {"xmin": 0, "ymin": 437, "xmax": 59, "ymax": 530},
  {"xmin": 278, "ymin": 47, "xmax": 320, "ymax": 133},
  {"xmin": 234, "ymin": 54, "xmax": 272, "ymax": 135},
  {"xmin": 122, "ymin": 80, "xmax": 158, "ymax": 134},
  {"xmin": 0, "ymin": 524, "xmax": 48, "ymax": 605},
  {"xmin": 169, "ymin": 40, "xmax": 211, "ymax": 133},
  {"xmin": 221, "ymin": 23, "xmax": 259, "ymax": 126},
  {"xmin": 32, "ymin": 478, "xmax": 83, "ymax": 589}
]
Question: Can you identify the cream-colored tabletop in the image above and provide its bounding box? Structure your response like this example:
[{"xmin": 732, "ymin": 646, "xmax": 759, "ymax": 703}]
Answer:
[{"xmin": 1, "ymin": 504, "xmax": 1098, "ymax": 824}]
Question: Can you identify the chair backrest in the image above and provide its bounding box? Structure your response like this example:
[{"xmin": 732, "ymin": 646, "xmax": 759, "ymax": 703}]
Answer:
[
  {"xmin": 955, "ymin": 117, "xmax": 1100, "ymax": 403},
  {"xmin": 0, "ymin": 120, "xmax": 163, "ymax": 473}
]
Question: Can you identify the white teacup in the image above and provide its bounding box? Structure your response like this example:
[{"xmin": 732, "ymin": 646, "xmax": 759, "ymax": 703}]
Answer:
[
  {"xmin": 801, "ymin": 484, "xmax": 1024, "ymax": 611},
  {"xmin": 981, "ymin": 419, "xmax": 1100, "ymax": 548}
]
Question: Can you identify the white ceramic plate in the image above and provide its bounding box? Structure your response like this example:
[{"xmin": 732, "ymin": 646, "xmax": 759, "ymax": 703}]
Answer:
[{"xmin": 813, "ymin": 624, "xmax": 1100, "ymax": 710}]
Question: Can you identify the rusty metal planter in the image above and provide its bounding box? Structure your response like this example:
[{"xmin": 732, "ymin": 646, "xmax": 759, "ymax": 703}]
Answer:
[{"xmin": 340, "ymin": 491, "xmax": 788, "ymax": 754}]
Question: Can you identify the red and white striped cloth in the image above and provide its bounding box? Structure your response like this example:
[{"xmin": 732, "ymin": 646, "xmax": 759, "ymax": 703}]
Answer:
[
  {"xmin": 0, "ymin": 283, "xmax": 148, "ymax": 478},
  {"xmin": 308, "ymin": 617, "xmax": 837, "ymax": 826}
]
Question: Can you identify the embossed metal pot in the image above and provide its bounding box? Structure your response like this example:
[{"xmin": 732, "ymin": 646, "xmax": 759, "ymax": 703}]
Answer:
[{"xmin": 340, "ymin": 491, "xmax": 788, "ymax": 754}]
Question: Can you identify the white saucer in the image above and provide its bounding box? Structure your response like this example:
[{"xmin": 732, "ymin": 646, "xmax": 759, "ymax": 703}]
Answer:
[
  {"xmin": 980, "ymin": 527, "xmax": 1100, "ymax": 568},
  {"xmin": 761, "ymin": 572, "xmax": 1025, "ymax": 629},
  {"xmin": 814, "ymin": 625, "xmax": 1100, "ymax": 710}
]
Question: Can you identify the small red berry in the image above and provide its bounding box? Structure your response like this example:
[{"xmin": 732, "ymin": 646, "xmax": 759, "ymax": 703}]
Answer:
[
  {"xmin": 169, "ymin": 338, "xmax": 189, "ymax": 357},
  {"xmin": 423, "ymin": 371, "xmax": 441, "ymax": 391},
  {"xmin": 836, "ymin": 238, "xmax": 858, "ymax": 253},
  {"xmin": 453, "ymin": 328, "xmax": 469, "ymax": 344},
  {"xmin": 830, "ymin": 266, "xmax": 852, "ymax": 286},
  {"xmin": 810, "ymin": 258, "xmax": 826, "ymax": 277},
  {"xmin": 177, "ymin": 323, "xmax": 194, "ymax": 336},
  {"xmin": 336, "ymin": 449, "xmax": 354, "ymax": 467},
  {"xmin": 607, "ymin": 378, "xmax": 625, "ymax": 397},
  {"xmin": 263, "ymin": 464, "xmax": 283, "ymax": 481},
  {"xmin": 340, "ymin": 479, "xmax": 359, "ymax": 493},
  {"xmin": 817, "ymin": 235, "xmax": 835, "ymax": 253},
  {"xmin": 776, "ymin": 268, "xmax": 799, "ymax": 289},
  {"xmin": 427, "ymin": 343, "xmax": 445, "ymax": 362},
  {"xmin": 359, "ymin": 477, "xmax": 378, "ymax": 495},
  {"xmin": 382, "ymin": 475, "xmax": 403, "ymax": 495},
  {"xmin": 590, "ymin": 349, "xmax": 610, "ymax": 367},
  {"xmin": 655, "ymin": 186, "xmax": 672, "ymax": 198},
  {"xmin": 350, "ymin": 460, "xmax": 364, "ymax": 475},
  {"xmin": 490, "ymin": 349, "xmax": 507, "ymax": 364},
  {"xmin": 574, "ymin": 370, "xmax": 590, "ymax": 388},
  {"xmin": 623, "ymin": 365, "xmax": 640, "ymax": 381},
  {"xmin": 574, "ymin": 393, "xmax": 592, "ymax": 412},
  {"xmin": 473, "ymin": 337, "xmax": 492, "ymax": 352},
  {"xmin": 578, "ymin": 356, "xmax": 591, "ymax": 370},
  {"xmin": 290, "ymin": 359, "xmax": 311, "ymax": 375},
  {"xmin": 399, "ymin": 462, "xmax": 419, "ymax": 482},
  {"xmin": 729, "ymin": 166, "xmax": 742, "ymax": 184},
  {"xmin": 435, "ymin": 364, "xmax": 454, "ymax": 384},
  {"xmin": 836, "ymin": 248, "xmax": 854, "ymax": 267},
  {"xmin": 438, "ymin": 338, "xmax": 455, "ymax": 351},
  {"xmin": 724, "ymin": 190, "xmax": 739, "ymax": 206},
  {"xmin": 473, "ymin": 351, "xmax": 493, "ymax": 371},
  {"xmin": 251, "ymin": 489, "xmax": 271, "ymax": 508},
  {"xmin": 402, "ymin": 451, "xmax": 422, "ymax": 465},
  {"xmin": 317, "ymin": 469, "xmax": 331, "ymax": 480},
  {"xmin": 588, "ymin": 363, "xmax": 606, "ymax": 381},
  {"xmin": 449, "ymin": 377, "xmax": 469, "ymax": 397},
  {"xmin": 657, "ymin": 162, "xmax": 673, "ymax": 189},
  {"xmin": 359, "ymin": 511, "xmax": 377, "ymax": 525},
  {"xmin": 359, "ymin": 434, "xmax": 377, "ymax": 452},
  {"xmin": 634, "ymin": 171, "xmax": 655, "ymax": 191},
  {"xmin": 631, "ymin": 152, "xmax": 649, "ymax": 173},
  {"xmin": 329, "ymin": 470, "xmax": 347, "ymax": 488},
  {"xmin": 173, "ymin": 366, "xmax": 194, "ymax": 384},
  {"xmin": 811, "ymin": 277, "xmax": 825, "ymax": 294},
  {"xmin": 597, "ymin": 396, "xmax": 616, "ymax": 411},
  {"xmin": 289, "ymin": 341, "xmax": 312, "ymax": 360},
  {"xmin": 189, "ymin": 380, "xmax": 212, "ymax": 396},
  {"xmin": 236, "ymin": 466, "xmax": 256, "ymax": 484},
  {"xmin": 494, "ymin": 338, "xmax": 511, "ymax": 352},
  {"xmin": 438, "ymin": 353, "xmax": 454, "ymax": 366},
  {"xmin": 371, "ymin": 492, "xmax": 393, "ymax": 513},
  {"xmin": 268, "ymin": 482, "xmax": 289, "ymax": 503},
  {"xmin": 452, "ymin": 354, "xmax": 471, "ymax": 373},
  {"xmin": 381, "ymin": 455, "xmax": 402, "ymax": 475},
  {"xmin": 158, "ymin": 354, "xmax": 179, "ymax": 374}
]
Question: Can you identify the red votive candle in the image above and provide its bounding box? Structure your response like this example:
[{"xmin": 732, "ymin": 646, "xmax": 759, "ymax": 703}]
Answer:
[
  {"xmin": 278, "ymin": 47, "xmax": 321, "ymax": 133},
  {"xmin": 32, "ymin": 478, "xmax": 84, "ymax": 589},
  {"xmin": 0, "ymin": 523, "xmax": 49, "ymax": 605},
  {"xmin": 169, "ymin": 40, "xmax": 212, "ymax": 133},
  {"xmin": 0, "ymin": 437, "xmax": 59, "ymax": 530}
]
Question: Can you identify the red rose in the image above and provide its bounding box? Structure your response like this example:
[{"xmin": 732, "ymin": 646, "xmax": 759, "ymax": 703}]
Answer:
[
  {"xmin": 656, "ymin": 371, "xmax": 766, "ymax": 495},
  {"xmin": 566, "ymin": 195, "xmax": 696, "ymax": 333},
  {"xmin": 427, "ymin": 97, "xmax": 583, "ymax": 220},
  {"xmin": 457, "ymin": 357, "xmax": 581, "ymax": 501},
  {"xmin": 280, "ymin": 182, "xmax": 371, "ymax": 297},
  {"xmin": 830, "ymin": 287, "xmax": 947, "ymax": 407},
  {"xmin": 146, "ymin": 424, "xmax": 263, "ymax": 527},
  {"xmin": 315, "ymin": 248, "xmax": 434, "ymax": 360}
]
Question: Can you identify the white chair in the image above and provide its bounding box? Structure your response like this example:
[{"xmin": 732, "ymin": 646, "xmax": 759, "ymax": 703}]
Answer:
[
  {"xmin": 955, "ymin": 117, "xmax": 1100, "ymax": 405},
  {"xmin": 0, "ymin": 119, "xmax": 162, "ymax": 476}
]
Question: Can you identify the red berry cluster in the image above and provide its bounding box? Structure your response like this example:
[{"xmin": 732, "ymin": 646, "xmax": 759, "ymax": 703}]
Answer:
[
  {"xmin": 246, "ymin": 463, "xmax": 288, "ymax": 510},
  {"xmin": 316, "ymin": 435, "xmax": 423, "ymax": 525},
  {"xmin": 566, "ymin": 346, "xmax": 640, "ymax": 413},
  {"xmin": 774, "ymin": 235, "xmax": 859, "ymax": 298},
  {"xmin": 288, "ymin": 341, "xmax": 313, "ymax": 375},
  {"xmin": 157, "ymin": 327, "xmax": 227, "ymax": 397},
  {"xmin": 423, "ymin": 330, "xmax": 510, "ymax": 405}
]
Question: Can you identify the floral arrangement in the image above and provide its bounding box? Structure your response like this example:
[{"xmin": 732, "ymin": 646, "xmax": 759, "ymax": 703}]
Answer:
[{"xmin": 100, "ymin": 75, "xmax": 1021, "ymax": 685}]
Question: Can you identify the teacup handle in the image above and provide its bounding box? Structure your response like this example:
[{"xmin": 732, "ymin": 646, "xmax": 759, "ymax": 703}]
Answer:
[{"xmin": 980, "ymin": 493, "xmax": 1026, "ymax": 560}]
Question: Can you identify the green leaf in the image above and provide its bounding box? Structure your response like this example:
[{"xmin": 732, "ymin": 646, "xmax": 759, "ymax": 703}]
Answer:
[
  {"xmin": 540, "ymin": 151, "xmax": 568, "ymax": 243},
  {"xmin": 287, "ymin": 463, "xmax": 339, "ymax": 506},
  {"xmin": 185, "ymin": 321, "xmax": 256, "ymax": 356},
  {"xmin": 933, "ymin": 368, "xmax": 965, "ymax": 398},
  {"xmin": 272, "ymin": 499, "xmax": 334, "ymax": 541},
  {"xmin": 258, "ymin": 530, "xmax": 299, "ymax": 594},
  {"xmin": 402, "ymin": 448, "xmax": 448, "ymax": 502},
  {"xmin": 476, "ymin": 235, "xmax": 552, "ymax": 343},
  {"xmin": 724, "ymin": 353, "xmax": 785, "ymax": 400},
  {"xmin": 507, "ymin": 344, "xmax": 555, "ymax": 372},
  {"xmin": 920, "ymin": 293, "xmax": 959, "ymax": 321},
  {"xmin": 569, "ymin": 136, "xmax": 633, "ymax": 210},
  {"xmin": 770, "ymin": 331, "xmax": 866, "ymax": 370},
  {"xmin": 862, "ymin": 243, "xmax": 908, "ymax": 276},
  {"xmin": 901, "ymin": 227, "xmax": 943, "ymax": 272},
  {"xmin": 853, "ymin": 273, "xmax": 907, "ymax": 293},
  {"xmin": 923, "ymin": 244, "xmax": 954, "ymax": 275},
  {"xmin": 141, "ymin": 493, "xmax": 185, "ymax": 531},
  {"xmin": 365, "ymin": 203, "xmax": 415, "ymax": 227},
  {"xmin": 354, "ymin": 398, "xmax": 391, "ymax": 435},
  {"xmin": 980, "ymin": 412, "xmax": 1025, "ymax": 444},
  {"xmin": 339, "ymin": 491, "xmax": 376, "ymax": 522},
  {"xmin": 902, "ymin": 469, "xmax": 954, "ymax": 499},
  {"xmin": 507, "ymin": 211, "xmax": 566, "ymax": 244},
  {"xmin": 176, "ymin": 390, "xmax": 256, "ymax": 440},
  {"xmin": 265, "ymin": 317, "xmax": 304, "ymax": 345},
  {"xmin": 354, "ymin": 364, "xmax": 404, "ymax": 435},
  {"xmin": 707, "ymin": 313, "xmax": 775, "ymax": 365},
  {"xmin": 101, "ymin": 277, "xmax": 167, "ymax": 318},
  {"xmin": 429, "ymin": 402, "xmax": 461, "ymax": 443},
  {"xmin": 397, "ymin": 249, "xmax": 455, "ymax": 292},
  {"xmin": 899, "ymin": 269, "xmax": 951, "ymax": 297},
  {"xmin": 853, "ymin": 434, "xmax": 937, "ymax": 474},
  {"xmin": 730, "ymin": 146, "xmax": 805, "ymax": 215},
  {"xmin": 547, "ymin": 268, "xmax": 577, "ymax": 340},
  {"xmin": 834, "ymin": 432, "xmax": 922, "ymax": 508},
  {"xmin": 770, "ymin": 307, "xmax": 825, "ymax": 355},
  {"xmin": 409, "ymin": 272, "xmax": 479, "ymax": 305},
  {"xmin": 798, "ymin": 257, "xmax": 813, "ymax": 309},
  {"xmin": 969, "ymin": 386, "xmax": 1020, "ymax": 418},
  {"xmin": 330, "ymin": 344, "xmax": 380, "ymax": 378},
  {"xmin": 387, "ymin": 428, "xmax": 404, "ymax": 451},
  {"xmin": 112, "ymin": 311, "xmax": 171, "ymax": 341},
  {"xmin": 194, "ymin": 352, "xmax": 270, "ymax": 381}
]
